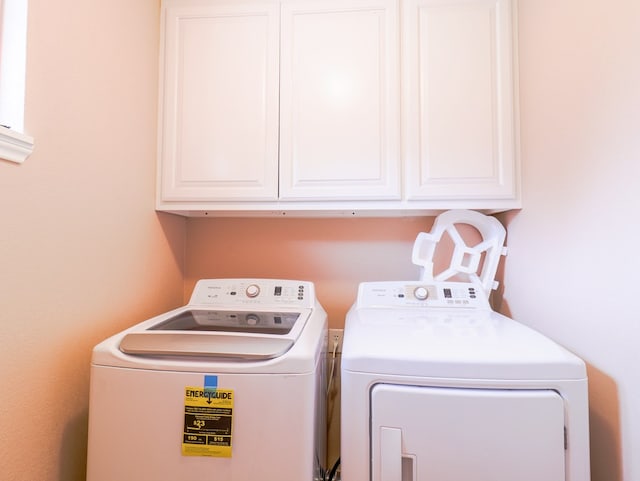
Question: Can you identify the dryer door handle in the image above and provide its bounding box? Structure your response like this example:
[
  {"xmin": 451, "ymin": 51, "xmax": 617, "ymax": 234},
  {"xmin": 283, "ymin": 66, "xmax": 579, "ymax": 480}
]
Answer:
[{"xmin": 380, "ymin": 427, "xmax": 402, "ymax": 481}]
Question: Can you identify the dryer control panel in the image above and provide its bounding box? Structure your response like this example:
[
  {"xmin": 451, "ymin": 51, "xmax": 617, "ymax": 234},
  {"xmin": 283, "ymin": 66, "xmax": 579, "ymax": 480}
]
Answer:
[
  {"xmin": 356, "ymin": 281, "xmax": 490, "ymax": 309},
  {"xmin": 189, "ymin": 279, "xmax": 315, "ymax": 308}
]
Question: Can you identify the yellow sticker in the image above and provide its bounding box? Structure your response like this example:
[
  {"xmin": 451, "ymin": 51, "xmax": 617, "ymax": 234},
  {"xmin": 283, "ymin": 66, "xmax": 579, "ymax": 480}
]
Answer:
[{"xmin": 182, "ymin": 387, "xmax": 234, "ymax": 457}]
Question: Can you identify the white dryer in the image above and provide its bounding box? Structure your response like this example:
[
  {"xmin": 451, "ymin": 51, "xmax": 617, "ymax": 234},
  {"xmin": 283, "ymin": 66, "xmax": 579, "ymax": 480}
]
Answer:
[
  {"xmin": 86, "ymin": 278, "xmax": 327, "ymax": 481},
  {"xmin": 341, "ymin": 280, "xmax": 590, "ymax": 481}
]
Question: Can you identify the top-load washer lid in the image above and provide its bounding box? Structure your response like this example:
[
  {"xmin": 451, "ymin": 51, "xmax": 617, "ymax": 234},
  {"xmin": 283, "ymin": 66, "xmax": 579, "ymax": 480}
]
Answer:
[
  {"xmin": 120, "ymin": 309, "xmax": 304, "ymax": 360},
  {"xmin": 91, "ymin": 279, "xmax": 325, "ymax": 372},
  {"xmin": 117, "ymin": 279, "xmax": 320, "ymax": 361},
  {"xmin": 149, "ymin": 309, "xmax": 299, "ymax": 334}
]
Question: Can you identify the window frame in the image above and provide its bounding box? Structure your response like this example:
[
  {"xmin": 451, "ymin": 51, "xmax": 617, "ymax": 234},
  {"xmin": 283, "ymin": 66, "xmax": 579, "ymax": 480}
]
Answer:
[{"xmin": 0, "ymin": 0, "xmax": 34, "ymax": 164}]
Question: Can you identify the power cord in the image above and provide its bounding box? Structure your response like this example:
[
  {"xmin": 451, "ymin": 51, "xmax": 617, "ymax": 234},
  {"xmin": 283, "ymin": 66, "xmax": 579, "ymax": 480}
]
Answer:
[
  {"xmin": 326, "ymin": 336, "xmax": 339, "ymax": 401},
  {"xmin": 325, "ymin": 334, "xmax": 341, "ymax": 481},
  {"xmin": 326, "ymin": 457, "xmax": 341, "ymax": 481}
]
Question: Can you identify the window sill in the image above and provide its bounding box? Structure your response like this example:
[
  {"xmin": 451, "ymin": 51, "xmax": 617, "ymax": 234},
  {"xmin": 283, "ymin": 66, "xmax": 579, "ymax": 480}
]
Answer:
[{"xmin": 0, "ymin": 126, "xmax": 34, "ymax": 164}]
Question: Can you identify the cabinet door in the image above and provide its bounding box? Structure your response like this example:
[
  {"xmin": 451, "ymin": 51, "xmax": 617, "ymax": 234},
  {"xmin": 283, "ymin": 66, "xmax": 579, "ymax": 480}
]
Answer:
[
  {"xmin": 279, "ymin": 0, "xmax": 401, "ymax": 201},
  {"xmin": 159, "ymin": 1, "xmax": 280, "ymax": 201},
  {"xmin": 403, "ymin": 0, "xmax": 518, "ymax": 201}
]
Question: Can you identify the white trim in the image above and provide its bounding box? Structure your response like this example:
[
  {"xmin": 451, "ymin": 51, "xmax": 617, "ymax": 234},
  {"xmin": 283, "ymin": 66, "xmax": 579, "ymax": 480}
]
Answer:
[{"xmin": 0, "ymin": 126, "xmax": 34, "ymax": 163}]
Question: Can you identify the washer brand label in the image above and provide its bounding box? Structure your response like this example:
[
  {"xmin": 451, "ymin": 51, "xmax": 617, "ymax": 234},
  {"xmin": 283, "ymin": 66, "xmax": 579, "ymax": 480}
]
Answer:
[{"xmin": 182, "ymin": 386, "xmax": 234, "ymax": 458}]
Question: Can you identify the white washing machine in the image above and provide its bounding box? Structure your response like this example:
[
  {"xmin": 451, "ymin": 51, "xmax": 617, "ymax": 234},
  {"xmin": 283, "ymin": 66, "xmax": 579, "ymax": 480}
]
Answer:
[
  {"xmin": 86, "ymin": 278, "xmax": 327, "ymax": 481},
  {"xmin": 341, "ymin": 280, "xmax": 590, "ymax": 481}
]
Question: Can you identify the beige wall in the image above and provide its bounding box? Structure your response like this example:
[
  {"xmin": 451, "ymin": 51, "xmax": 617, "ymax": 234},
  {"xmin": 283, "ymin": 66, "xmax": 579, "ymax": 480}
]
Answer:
[{"xmin": 0, "ymin": 1, "xmax": 185, "ymax": 480}]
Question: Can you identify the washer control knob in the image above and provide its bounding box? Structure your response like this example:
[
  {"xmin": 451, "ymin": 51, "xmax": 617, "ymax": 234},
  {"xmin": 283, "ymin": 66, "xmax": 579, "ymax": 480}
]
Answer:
[
  {"xmin": 245, "ymin": 284, "xmax": 260, "ymax": 298},
  {"xmin": 246, "ymin": 313, "xmax": 259, "ymax": 325},
  {"xmin": 413, "ymin": 286, "xmax": 429, "ymax": 301}
]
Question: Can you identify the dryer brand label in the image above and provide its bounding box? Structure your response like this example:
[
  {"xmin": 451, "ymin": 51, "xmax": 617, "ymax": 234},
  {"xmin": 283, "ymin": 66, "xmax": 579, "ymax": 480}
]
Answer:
[{"xmin": 182, "ymin": 386, "xmax": 234, "ymax": 457}]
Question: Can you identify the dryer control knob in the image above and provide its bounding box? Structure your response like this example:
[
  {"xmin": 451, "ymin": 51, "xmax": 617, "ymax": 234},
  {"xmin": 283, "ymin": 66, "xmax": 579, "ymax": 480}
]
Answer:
[
  {"xmin": 246, "ymin": 284, "xmax": 261, "ymax": 298},
  {"xmin": 413, "ymin": 286, "xmax": 429, "ymax": 300}
]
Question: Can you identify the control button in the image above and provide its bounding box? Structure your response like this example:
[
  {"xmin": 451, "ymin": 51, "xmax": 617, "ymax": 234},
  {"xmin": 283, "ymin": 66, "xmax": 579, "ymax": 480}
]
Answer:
[
  {"xmin": 246, "ymin": 284, "xmax": 260, "ymax": 298},
  {"xmin": 245, "ymin": 313, "xmax": 259, "ymax": 325},
  {"xmin": 413, "ymin": 286, "xmax": 429, "ymax": 300}
]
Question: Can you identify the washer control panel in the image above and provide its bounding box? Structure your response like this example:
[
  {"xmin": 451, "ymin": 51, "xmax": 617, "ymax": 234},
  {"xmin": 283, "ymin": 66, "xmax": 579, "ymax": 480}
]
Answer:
[
  {"xmin": 356, "ymin": 281, "xmax": 490, "ymax": 309},
  {"xmin": 189, "ymin": 279, "xmax": 314, "ymax": 308}
]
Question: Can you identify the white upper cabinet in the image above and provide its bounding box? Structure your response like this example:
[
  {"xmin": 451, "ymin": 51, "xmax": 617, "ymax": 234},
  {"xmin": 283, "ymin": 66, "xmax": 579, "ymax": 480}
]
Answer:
[
  {"xmin": 279, "ymin": 0, "xmax": 400, "ymax": 200},
  {"xmin": 402, "ymin": 0, "xmax": 518, "ymax": 201},
  {"xmin": 159, "ymin": 1, "xmax": 280, "ymax": 201},
  {"xmin": 157, "ymin": 0, "xmax": 520, "ymax": 216}
]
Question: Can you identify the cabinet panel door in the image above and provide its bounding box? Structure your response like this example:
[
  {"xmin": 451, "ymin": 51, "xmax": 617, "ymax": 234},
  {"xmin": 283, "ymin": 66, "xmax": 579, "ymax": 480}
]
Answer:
[
  {"xmin": 280, "ymin": 0, "xmax": 400, "ymax": 200},
  {"xmin": 403, "ymin": 0, "xmax": 518, "ymax": 200},
  {"xmin": 159, "ymin": 2, "xmax": 279, "ymax": 201}
]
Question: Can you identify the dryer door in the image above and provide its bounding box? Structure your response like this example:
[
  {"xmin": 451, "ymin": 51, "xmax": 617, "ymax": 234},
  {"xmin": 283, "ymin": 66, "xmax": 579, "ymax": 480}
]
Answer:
[{"xmin": 371, "ymin": 384, "xmax": 565, "ymax": 481}]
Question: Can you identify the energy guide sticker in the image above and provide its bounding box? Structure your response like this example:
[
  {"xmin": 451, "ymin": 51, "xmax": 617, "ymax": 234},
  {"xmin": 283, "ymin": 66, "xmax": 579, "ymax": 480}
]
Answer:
[{"xmin": 182, "ymin": 387, "xmax": 234, "ymax": 457}]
